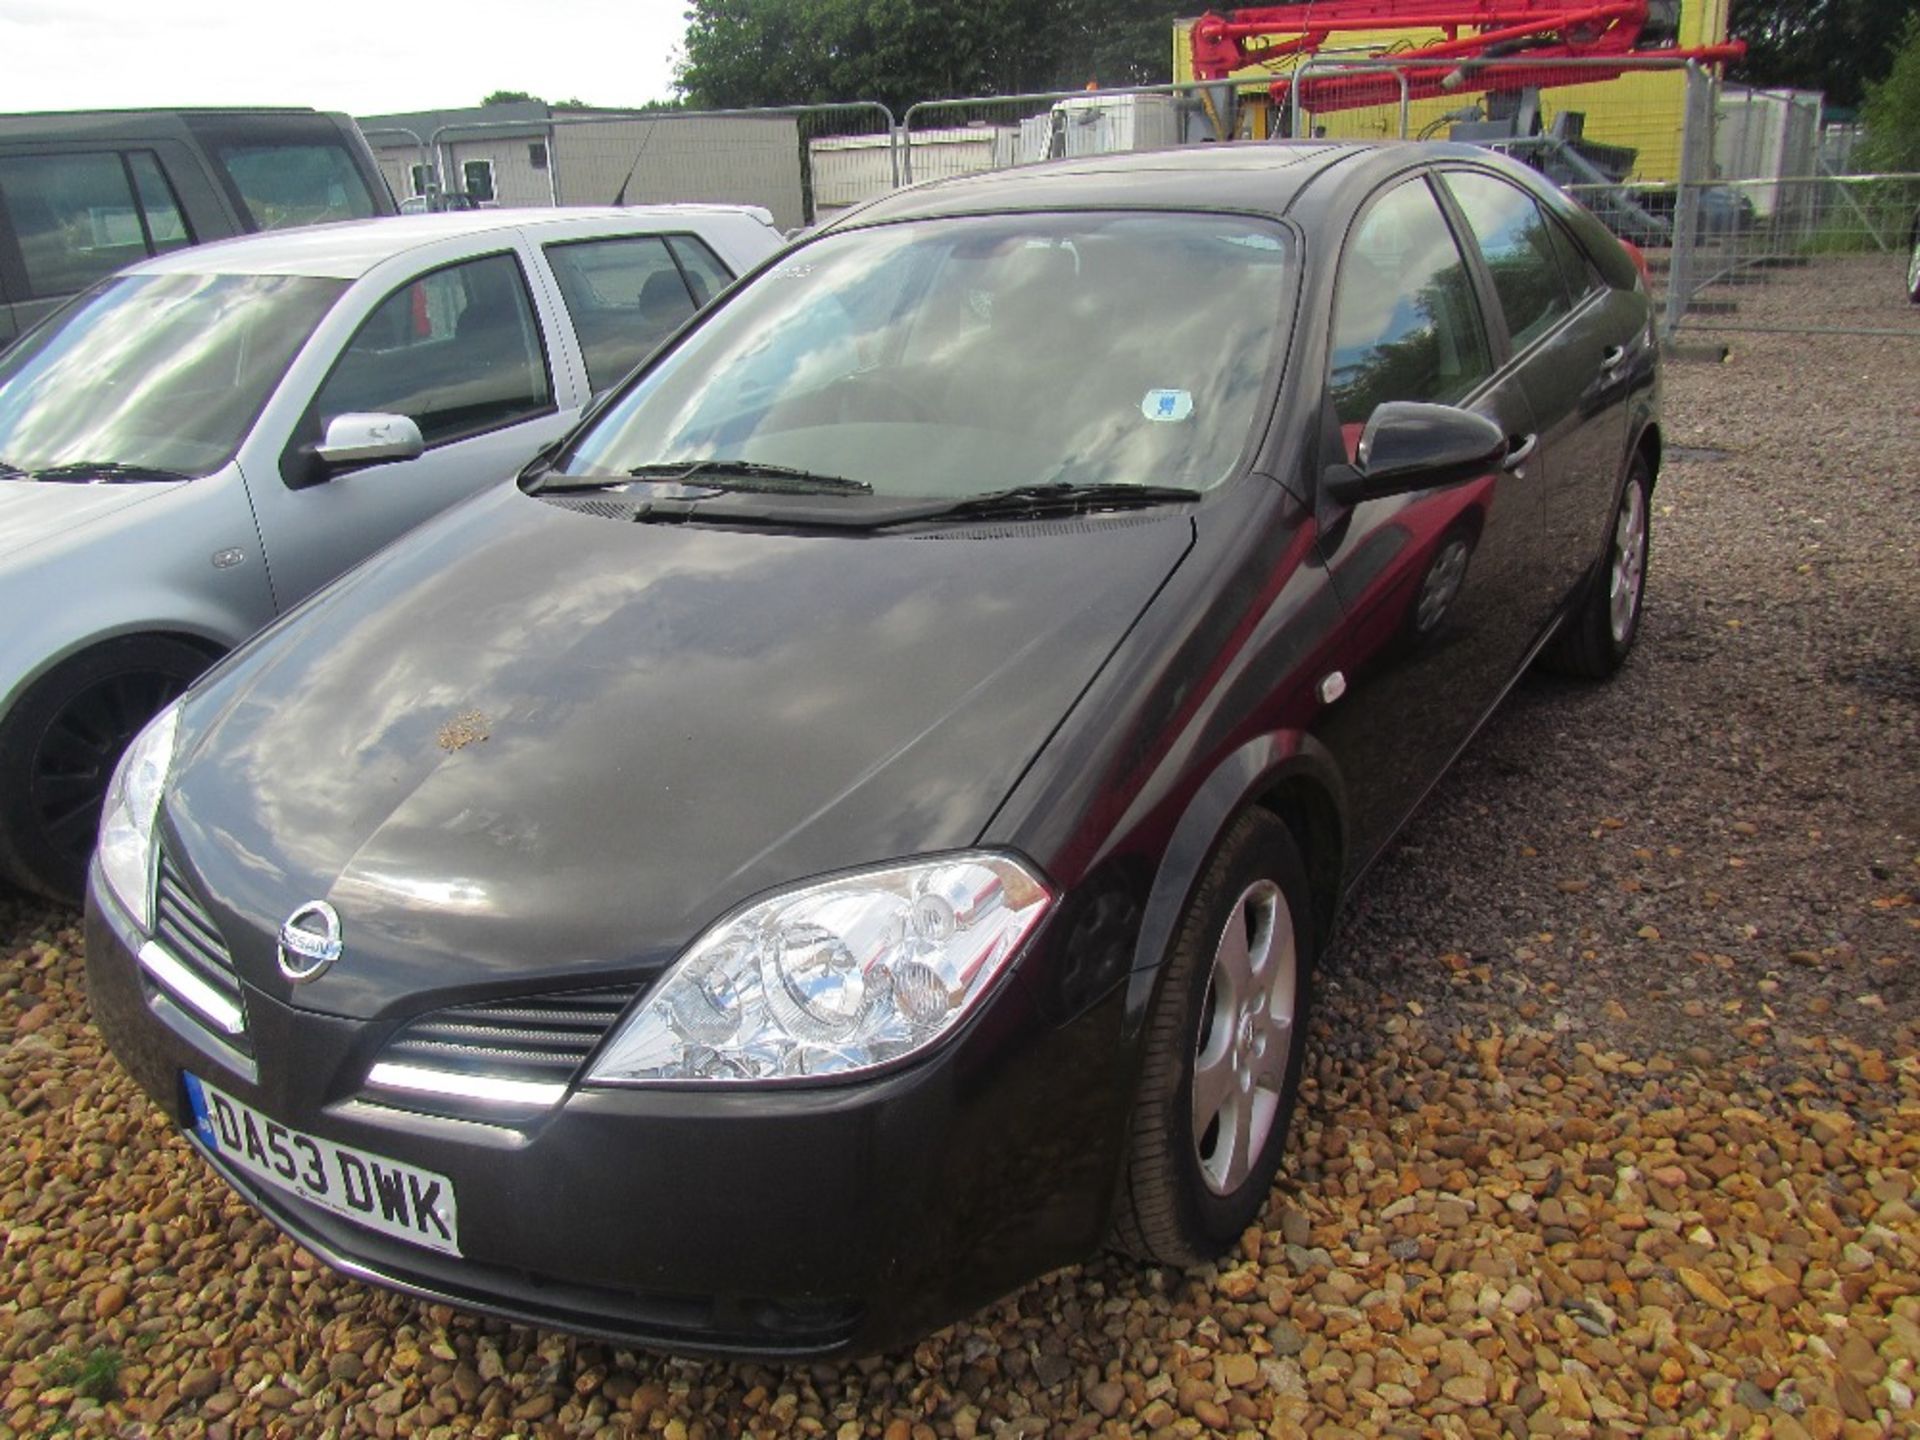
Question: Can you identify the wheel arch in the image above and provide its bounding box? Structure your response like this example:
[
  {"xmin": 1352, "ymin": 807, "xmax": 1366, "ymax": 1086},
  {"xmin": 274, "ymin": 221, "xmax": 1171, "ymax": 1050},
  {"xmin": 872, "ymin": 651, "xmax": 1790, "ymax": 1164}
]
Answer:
[
  {"xmin": 1121, "ymin": 731, "xmax": 1348, "ymax": 1044},
  {"xmin": 1, "ymin": 622, "xmax": 230, "ymax": 729},
  {"xmin": 1634, "ymin": 419, "xmax": 1662, "ymax": 488}
]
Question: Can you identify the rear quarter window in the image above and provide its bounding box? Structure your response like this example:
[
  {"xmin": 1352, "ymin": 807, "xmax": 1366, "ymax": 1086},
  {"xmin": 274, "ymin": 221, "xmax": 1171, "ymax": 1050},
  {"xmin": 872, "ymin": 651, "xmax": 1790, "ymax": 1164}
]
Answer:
[{"xmin": 214, "ymin": 142, "xmax": 378, "ymax": 230}]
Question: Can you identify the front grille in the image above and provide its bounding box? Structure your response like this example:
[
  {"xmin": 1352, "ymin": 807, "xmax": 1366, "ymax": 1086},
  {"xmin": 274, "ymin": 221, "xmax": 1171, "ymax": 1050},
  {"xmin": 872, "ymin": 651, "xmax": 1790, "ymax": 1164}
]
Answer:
[
  {"xmin": 152, "ymin": 848, "xmax": 250, "ymax": 1051},
  {"xmin": 377, "ymin": 987, "xmax": 640, "ymax": 1085}
]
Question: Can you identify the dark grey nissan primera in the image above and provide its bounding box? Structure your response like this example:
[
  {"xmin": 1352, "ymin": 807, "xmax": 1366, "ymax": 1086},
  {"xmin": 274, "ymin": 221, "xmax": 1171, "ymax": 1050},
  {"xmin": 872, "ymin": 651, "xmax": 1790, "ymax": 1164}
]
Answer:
[{"xmin": 88, "ymin": 142, "xmax": 1659, "ymax": 1357}]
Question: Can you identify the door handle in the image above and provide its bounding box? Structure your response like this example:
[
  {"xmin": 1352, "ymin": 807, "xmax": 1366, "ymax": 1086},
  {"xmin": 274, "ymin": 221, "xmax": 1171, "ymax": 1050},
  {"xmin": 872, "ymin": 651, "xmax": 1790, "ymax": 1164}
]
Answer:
[
  {"xmin": 1502, "ymin": 433, "xmax": 1538, "ymax": 472},
  {"xmin": 1600, "ymin": 344, "xmax": 1628, "ymax": 373}
]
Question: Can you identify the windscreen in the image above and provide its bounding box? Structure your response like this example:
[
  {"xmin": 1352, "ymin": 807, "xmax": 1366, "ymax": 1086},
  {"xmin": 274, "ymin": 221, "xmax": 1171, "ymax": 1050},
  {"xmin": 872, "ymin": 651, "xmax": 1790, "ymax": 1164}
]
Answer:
[
  {"xmin": 557, "ymin": 212, "xmax": 1295, "ymax": 498},
  {"xmin": 0, "ymin": 272, "xmax": 348, "ymax": 478}
]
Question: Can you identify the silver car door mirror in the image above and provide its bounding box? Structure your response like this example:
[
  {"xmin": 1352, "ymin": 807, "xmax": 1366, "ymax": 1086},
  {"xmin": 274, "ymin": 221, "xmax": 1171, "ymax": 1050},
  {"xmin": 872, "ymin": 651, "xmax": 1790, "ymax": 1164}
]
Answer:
[{"xmin": 312, "ymin": 412, "xmax": 426, "ymax": 472}]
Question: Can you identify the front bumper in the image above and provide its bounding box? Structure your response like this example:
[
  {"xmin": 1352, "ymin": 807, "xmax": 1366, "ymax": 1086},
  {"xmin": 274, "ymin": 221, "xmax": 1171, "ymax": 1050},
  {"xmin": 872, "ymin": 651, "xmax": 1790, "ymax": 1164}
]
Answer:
[{"xmin": 83, "ymin": 868, "xmax": 1131, "ymax": 1359}]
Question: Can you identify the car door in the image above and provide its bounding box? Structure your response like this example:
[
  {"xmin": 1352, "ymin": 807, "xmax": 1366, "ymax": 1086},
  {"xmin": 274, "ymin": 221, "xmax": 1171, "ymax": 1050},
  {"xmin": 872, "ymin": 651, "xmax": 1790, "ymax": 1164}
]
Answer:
[
  {"xmin": 1309, "ymin": 170, "xmax": 1559, "ymax": 864},
  {"xmin": 1438, "ymin": 167, "xmax": 1639, "ymax": 600},
  {"xmin": 244, "ymin": 244, "xmax": 582, "ymax": 611}
]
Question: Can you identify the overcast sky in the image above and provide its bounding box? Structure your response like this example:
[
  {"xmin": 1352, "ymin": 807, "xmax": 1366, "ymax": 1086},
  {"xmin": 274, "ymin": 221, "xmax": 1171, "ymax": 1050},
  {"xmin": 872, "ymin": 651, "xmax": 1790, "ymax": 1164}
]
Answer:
[{"xmin": 0, "ymin": 0, "xmax": 689, "ymax": 117}]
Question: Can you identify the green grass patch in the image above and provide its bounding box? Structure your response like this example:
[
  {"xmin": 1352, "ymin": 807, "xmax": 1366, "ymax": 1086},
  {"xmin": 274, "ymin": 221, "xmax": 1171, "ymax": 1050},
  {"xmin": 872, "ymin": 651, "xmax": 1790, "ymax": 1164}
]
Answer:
[{"xmin": 41, "ymin": 1344, "xmax": 124, "ymax": 1402}]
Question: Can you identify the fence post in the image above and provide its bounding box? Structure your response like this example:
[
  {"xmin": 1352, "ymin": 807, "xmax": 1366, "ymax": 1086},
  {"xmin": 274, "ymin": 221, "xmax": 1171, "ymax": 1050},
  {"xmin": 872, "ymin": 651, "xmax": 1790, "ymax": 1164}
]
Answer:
[
  {"xmin": 1664, "ymin": 63, "xmax": 1715, "ymax": 344},
  {"xmin": 900, "ymin": 106, "xmax": 921, "ymax": 186}
]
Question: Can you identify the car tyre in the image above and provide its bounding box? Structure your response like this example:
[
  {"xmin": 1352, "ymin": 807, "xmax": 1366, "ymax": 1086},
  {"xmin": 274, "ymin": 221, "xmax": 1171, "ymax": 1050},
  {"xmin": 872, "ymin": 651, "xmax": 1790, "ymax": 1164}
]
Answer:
[
  {"xmin": 0, "ymin": 636, "xmax": 210, "ymax": 904},
  {"xmin": 1111, "ymin": 809, "xmax": 1315, "ymax": 1265},
  {"xmin": 1541, "ymin": 455, "xmax": 1652, "ymax": 680}
]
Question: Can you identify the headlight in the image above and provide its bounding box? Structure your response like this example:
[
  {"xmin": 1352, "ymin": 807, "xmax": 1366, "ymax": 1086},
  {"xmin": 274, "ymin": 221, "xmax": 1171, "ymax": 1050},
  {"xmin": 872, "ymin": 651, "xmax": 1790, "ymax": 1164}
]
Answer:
[
  {"xmin": 586, "ymin": 853, "xmax": 1051, "ymax": 1085},
  {"xmin": 97, "ymin": 701, "xmax": 181, "ymax": 931}
]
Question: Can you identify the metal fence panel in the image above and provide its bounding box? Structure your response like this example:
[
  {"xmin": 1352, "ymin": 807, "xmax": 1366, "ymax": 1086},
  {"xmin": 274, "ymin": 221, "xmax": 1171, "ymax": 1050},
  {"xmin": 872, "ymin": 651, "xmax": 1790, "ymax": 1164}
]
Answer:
[
  {"xmin": 902, "ymin": 83, "xmax": 1232, "ymax": 188},
  {"xmin": 1659, "ymin": 173, "xmax": 1920, "ymax": 338}
]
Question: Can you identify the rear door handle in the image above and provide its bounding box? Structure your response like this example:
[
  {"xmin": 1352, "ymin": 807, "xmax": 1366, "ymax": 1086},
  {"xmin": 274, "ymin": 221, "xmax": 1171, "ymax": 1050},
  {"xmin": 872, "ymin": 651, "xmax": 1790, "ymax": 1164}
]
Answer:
[
  {"xmin": 1502, "ymin": 433, "xmax": 1538, "ymax": 472},
  {"xmin": 1600, "ymin": 345, "xmax": 1628, "ymax": 373}
]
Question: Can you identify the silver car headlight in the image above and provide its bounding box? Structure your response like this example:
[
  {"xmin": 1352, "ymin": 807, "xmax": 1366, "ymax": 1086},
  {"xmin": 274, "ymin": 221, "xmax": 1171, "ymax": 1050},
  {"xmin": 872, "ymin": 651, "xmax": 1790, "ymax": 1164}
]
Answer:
[
  {"xmin": 97, "ymin": 701, "xmax": 181, "ymax": 931},
  {"xmin": 586, "ymin": 853, "xmax": 1051, "ymax": 1085}
]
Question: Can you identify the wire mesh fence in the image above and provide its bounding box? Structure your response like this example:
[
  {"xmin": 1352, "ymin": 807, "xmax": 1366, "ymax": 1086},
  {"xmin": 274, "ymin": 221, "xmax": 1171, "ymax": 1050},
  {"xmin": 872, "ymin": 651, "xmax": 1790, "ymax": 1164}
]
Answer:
[
  {"xmin": 901, "ymin": 84, "xmax": 1229, "ymax": 187},
  {"xmin": 1654, "ymin": 174, "xmax": 1920, "ymax": 337}
]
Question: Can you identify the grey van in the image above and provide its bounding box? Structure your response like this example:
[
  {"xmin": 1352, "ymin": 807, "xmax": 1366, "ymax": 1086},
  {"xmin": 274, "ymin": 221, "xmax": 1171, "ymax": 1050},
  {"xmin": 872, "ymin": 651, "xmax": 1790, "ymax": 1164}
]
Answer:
[{"xmin": 0, "ymin": 108, "xmax": 396, "ymax": 347}]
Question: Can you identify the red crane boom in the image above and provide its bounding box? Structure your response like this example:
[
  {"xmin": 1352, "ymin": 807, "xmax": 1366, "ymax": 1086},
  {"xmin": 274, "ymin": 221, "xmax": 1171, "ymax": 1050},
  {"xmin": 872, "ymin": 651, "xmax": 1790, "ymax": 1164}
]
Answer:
[{"xmin": 1189, "ymin": 0, "xmax": 1744, "ymax": 116}]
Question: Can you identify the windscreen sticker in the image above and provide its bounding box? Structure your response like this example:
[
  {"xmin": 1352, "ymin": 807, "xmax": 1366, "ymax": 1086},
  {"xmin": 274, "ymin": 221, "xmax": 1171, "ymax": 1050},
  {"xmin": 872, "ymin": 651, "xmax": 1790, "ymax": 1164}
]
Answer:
[{"xmin": 1142, "ymin": 389, "xmax": 1195, "ymax": 423}]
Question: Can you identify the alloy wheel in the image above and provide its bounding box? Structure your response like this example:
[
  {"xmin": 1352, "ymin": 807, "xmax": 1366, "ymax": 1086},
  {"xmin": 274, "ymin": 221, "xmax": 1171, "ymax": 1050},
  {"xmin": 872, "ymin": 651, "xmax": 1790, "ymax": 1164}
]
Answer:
[
  {"xmin": 28, "ymin": 672, "xmax": 186, "ymax": 865},
  {"xmin": 1191, "ymin": 879, "xmax": 1296, "ymax": 1195},
  {"xmin": 1609, "ymin": 481, "xmax": 1648, "ymax": 645},
  {"xmin": 1415, "ymin": 538, "xmax": 1470, "ymax": 633}
]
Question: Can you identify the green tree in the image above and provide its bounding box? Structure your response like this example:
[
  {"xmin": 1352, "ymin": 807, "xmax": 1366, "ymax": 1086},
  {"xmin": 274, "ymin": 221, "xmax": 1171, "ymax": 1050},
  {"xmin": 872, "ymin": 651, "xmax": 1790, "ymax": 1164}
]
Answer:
[
  {"xmin": 1730, "ymin": 0, "xmax": 1920, "ymax": 109},
  {"xmin": 1859, "ymin": 15, "xmax": 1920, "ymax": 168},
  {"xmin": 675, "ymin": 0, "xmax": 1174, "ymax": 113},
  {"xmin": 480, "ymin": 89, "xmax": 541, "ymax": 106}
]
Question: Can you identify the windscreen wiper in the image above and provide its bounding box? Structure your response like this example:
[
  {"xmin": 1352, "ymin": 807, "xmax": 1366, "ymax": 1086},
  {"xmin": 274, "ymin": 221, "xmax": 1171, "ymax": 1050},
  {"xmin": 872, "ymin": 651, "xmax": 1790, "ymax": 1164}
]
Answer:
[
  {"xmin": 912, "ymin": 482, "xmax": 1202, "ymax": 522},
  {"xmin": 536, "ymin": 460, "xmax": 872, "ymax": 496},
  {"xmin": 29, "ymin": 461, "xmax": 194, "ymax": 483}
]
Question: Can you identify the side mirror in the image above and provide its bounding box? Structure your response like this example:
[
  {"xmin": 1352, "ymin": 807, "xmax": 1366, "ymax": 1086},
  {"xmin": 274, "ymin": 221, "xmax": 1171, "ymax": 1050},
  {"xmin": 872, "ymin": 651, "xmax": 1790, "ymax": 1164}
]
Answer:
[
  {"xmin": 311, "ymin": 412, "xmax": 426, "ymax": 474},
  {"xmin": 1324, "ymin": 402, "xmax": 1507, "ymax": 507}
]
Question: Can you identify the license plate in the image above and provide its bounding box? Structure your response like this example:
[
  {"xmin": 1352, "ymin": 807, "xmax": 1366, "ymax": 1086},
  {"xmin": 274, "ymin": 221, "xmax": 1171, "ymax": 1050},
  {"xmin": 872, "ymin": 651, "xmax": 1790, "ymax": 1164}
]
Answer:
[{"xmin": 184, "ymin": 1073, "xmax": 460, "ymax": 1256}]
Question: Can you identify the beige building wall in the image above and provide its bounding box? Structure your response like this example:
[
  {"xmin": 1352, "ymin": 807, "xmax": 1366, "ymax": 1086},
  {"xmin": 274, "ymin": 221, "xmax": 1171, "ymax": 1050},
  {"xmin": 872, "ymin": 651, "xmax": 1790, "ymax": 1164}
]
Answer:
[{"xmin": 553, "ymin": 116, "xmax": 805, "ymax": 229}]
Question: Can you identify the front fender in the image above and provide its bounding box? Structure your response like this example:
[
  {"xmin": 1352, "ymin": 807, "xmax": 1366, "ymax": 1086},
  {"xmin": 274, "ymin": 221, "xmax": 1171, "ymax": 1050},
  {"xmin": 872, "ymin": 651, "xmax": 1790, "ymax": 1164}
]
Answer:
[{"xmin": 0, "ymin": 480, "xmax": 274, "ymax": 720}]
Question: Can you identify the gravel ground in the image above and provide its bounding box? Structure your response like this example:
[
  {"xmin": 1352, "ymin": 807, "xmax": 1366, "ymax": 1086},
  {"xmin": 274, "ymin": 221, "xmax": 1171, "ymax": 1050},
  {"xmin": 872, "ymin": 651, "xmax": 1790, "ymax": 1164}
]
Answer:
[{"xmin": 2, "ymin": 260, "xmax": 1916, "ymax": 1440}]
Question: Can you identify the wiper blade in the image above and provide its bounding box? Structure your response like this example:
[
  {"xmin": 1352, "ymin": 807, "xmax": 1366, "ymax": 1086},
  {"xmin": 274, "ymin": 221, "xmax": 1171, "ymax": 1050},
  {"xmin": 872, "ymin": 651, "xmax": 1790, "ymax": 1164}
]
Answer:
[
  {"xmin": 533, "ymin": 459, "xmax": 872, "ymax": 498},
  {"xmin": 29, "ymin": 461, "xmax": 193, "ymax": 483},
  {"xmin": 925, "ymin": 482, "xmax": 1202, "ymax": 521},
  {"xmin": 625, "ymin": 460, "xmax": 873, "ymax": 495}
]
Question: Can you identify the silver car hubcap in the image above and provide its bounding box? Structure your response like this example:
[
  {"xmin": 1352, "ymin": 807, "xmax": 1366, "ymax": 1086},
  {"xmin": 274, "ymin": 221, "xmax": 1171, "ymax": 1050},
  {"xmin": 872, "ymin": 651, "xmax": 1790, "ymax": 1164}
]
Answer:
[
  {"xmin": 1192, "ymin": 880, "xmax": 1296, "ymax": 1196},
  {"xmin": 1909, "ymin": 239, "xmax": 1920, "ymax": 297},
  {"xmin": 1609, "ymin": 482, "xmax": 1647, "ymax": 645}
]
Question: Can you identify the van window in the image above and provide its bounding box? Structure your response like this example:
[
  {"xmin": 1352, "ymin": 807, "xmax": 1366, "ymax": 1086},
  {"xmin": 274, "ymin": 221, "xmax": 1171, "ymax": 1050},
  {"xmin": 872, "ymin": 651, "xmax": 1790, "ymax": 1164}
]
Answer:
[
  {"xmin": 213, "ymin": 143, "xmax": 378, "ymax": 230},
  {"xmin": 0, "ymin": 153, "xmax": 151, "ymax": 299},
  {"xmin": 126, "ymin": 152, "xmax": 193, "ymax": 251}
]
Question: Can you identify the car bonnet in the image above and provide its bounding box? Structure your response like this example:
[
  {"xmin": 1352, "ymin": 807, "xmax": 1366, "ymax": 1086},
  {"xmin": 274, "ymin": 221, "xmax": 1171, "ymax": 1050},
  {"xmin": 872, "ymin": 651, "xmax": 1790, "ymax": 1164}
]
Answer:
[
  {"xmin": 0, "ymin": 481, "xmax": 174, "ymax": 564},
  {"xmin": 159, "ymin": 483, "xmax": 1194, "ymax": 1019}
]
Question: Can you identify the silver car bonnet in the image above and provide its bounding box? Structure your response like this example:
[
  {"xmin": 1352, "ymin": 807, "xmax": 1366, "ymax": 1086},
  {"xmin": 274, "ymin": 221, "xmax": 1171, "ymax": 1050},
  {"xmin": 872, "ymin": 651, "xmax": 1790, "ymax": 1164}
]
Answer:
[{"xmin": 0, "ymin": 479, "xmax": 178, "ymax": 565}]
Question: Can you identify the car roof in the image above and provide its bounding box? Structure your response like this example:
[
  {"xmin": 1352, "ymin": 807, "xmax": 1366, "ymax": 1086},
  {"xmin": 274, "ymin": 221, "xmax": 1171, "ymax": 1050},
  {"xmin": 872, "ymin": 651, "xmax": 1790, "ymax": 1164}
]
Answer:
[
  {"xmin": 833, "ymin": 140, "xmax": 1509, "ymax": 229},
  {"xmin": 130, "ymin": 205, "xmax": 767, "ymax": 280}
]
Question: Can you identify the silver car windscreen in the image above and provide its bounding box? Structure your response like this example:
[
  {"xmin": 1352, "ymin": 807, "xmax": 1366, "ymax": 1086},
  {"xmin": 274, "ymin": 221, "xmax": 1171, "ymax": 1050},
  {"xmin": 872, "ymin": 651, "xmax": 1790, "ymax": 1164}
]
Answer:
[{"xmin": 0, "ymin": 272, "xmax": 348, "ymax": 481}]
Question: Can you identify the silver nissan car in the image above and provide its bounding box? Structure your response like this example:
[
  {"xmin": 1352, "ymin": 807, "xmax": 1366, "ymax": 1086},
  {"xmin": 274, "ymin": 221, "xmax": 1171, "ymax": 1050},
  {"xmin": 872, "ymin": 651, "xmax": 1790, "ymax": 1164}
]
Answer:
[{"xmin": 0, "ymin": 204, "xmax": 784, "ymax": 901}]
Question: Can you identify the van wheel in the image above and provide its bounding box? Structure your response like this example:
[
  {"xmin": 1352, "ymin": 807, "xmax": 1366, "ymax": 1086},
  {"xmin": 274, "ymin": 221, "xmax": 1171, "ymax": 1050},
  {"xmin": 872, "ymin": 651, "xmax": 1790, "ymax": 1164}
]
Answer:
[
  {"xmin": 1111, "ymin": 810, "xmax": 1316, "ymax": 1265},
  {"xmin": 0, "ymin": 638, "xmax": 210, "ymax": 904}
]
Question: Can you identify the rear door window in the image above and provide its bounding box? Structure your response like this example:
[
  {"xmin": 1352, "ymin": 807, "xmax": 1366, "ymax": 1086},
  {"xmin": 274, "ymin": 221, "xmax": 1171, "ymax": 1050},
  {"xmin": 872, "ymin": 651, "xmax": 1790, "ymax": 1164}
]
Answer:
[
  {"xmin": 1329, "ymin": 176, "xmax": 1493, "ymax": 432},
  {"xmin": 544, "ymin": 235, "xmax": 700, "ymax": 393},
  {"xmin": 214, "ymin": 142, "xmax": 378, "ymax": 230},
  {"xmin": 1442, "ymin": 171, "xmax": 1574, "ymax": 352},
  {"xmin": 0, "ymin": 152, "xmax": 152, "ymax": 299},
  {"xmin": 1540, "ymin": 213, "xmax": 1603, "ymax": 302},
  {"xmin": 665, "ymin": 234, "xmax": 736, "ymax": 307},
  {"xmin": 315, "ymin": 252, "xmax": 553, "ymax": 446}
]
